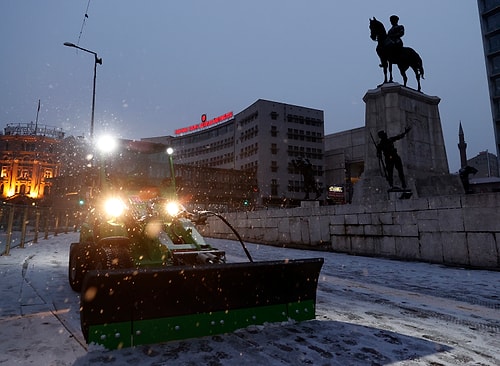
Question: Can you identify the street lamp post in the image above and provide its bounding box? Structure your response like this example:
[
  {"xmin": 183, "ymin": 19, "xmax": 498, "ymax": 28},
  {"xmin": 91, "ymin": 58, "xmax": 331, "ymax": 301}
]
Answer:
[
  {"xmin": 166, "ymin": 147, "xmax": 176, "ymax": 197},
  {"xmin": 96, "ymin": 135, "xmax": 117, "ymax": 193},
  {"xmin": 63, "ymin": 42, "xmax": 102, "ymax": 140}
]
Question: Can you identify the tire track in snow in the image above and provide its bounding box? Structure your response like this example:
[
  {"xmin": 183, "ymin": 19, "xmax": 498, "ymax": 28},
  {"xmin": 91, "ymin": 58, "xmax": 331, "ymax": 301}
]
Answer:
[
  {"xmin": 21, "ymin": 253, "xmax": 88, "ymax": 351},
  {"xmin": 317, "ymin": 272, "xmax": 500, "ymax": 334}
]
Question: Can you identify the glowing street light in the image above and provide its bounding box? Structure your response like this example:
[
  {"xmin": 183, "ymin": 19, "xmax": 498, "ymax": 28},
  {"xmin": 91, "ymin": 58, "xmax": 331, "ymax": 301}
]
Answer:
[
  {"xmin": 96, "ymin": 135, "xmax": 118, "ymax": 155},
  {"xmin": 63, "ymin": 42, "xmax": 102, "ymax": 140}
]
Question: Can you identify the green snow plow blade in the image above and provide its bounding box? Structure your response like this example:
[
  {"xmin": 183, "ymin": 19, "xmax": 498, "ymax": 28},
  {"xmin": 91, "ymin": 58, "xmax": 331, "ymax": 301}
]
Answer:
[{"xmin": 80, "ymin": 257, "xmax": 324, "ymax": 349}]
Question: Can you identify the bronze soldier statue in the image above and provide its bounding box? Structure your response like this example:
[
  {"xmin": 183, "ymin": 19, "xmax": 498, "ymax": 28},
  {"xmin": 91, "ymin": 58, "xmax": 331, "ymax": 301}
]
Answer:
[
  {"xmin": 293, "ymin": 157, "xmax": 321, "ymax": 200},
  {"xmin": 376, "ymin": 127, "xmax": 411, "ymax": 190},
  {"xmin": 387, "ymin": 15, "xmax": 404, "ymax": 51}
]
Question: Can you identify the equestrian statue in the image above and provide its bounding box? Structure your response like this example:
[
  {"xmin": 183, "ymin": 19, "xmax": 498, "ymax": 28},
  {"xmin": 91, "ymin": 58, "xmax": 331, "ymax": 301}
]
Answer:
[{"xmin": 369, "ymin": 15, "xmax": 424, "ymax": 92}]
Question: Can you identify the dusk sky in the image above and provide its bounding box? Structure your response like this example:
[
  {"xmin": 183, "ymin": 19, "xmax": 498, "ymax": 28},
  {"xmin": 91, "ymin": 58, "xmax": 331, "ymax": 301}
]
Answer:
[{"xmin": 1, "ymin": 1, "xmax": 493, "ymax": 172}]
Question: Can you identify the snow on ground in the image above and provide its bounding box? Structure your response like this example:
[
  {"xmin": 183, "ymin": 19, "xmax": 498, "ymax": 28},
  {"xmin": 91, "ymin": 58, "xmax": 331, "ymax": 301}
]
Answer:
[{"xmin": 0, "ymin": 232, "xmax": 499, "ymax": 365}]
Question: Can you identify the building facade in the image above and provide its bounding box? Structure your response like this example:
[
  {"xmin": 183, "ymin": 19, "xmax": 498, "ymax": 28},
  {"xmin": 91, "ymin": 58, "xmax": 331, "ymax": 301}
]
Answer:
[
  {"xmin": 477, "ymin": 0, "xmax": 500, "ymax": 159},
  {"xmin": 323, "ymin": 127, "xmax": 365, "ymax": 203},
  {"xmin": 109, "ymin": 139, "xmax": 259, "ymax": 211},
  {"xmin": 0, "ymin": 123, "xmax": 64, "ymax": 201},
  {"xmin": 145, "ymin": 99, "xmax": 325, "ymax": 207},
  {"xmin": 468, "ymin": 150, "xmax": 500, "ymax": 177}
]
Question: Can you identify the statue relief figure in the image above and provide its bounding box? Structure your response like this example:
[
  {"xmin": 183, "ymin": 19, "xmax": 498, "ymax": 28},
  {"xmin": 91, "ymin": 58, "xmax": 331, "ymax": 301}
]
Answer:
[
  {"xmin": 375, "ymin": 127, "xmax": 411, "ymax": 190},
  {"xmin": 293, "ymin": 157, "xmax": 321, "ymax": 200}
]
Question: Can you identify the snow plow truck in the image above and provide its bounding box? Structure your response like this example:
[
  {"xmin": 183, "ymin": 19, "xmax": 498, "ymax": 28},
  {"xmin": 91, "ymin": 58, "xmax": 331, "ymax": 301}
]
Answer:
[{"xmin": 68, "ymin": 142, "xmax": 323, "ymax": 350}]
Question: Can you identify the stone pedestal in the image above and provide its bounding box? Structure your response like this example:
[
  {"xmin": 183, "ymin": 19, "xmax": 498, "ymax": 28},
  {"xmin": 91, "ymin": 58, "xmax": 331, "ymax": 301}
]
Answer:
[{"xmin": 353, "ymin": 83, "xmax": 463, "ymax": 204}]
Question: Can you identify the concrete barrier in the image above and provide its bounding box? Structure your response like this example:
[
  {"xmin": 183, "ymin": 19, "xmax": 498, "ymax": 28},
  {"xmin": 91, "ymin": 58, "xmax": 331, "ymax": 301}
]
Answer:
[{"xmin": 200, "ymin": 193, "xmax": 500, "ymax": 270}]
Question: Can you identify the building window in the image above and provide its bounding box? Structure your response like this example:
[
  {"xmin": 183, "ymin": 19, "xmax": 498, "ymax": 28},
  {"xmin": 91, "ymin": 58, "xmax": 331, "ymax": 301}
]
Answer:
[
  {"xmin": 270, "ymin": 112, "xmax": 278, "ymax": 120},
  {"xmin": 288, "ymin": 180, "xmax": 301, "ymax": 192},
  {"xmin": 271, "ymin": 126, "xmax": 277, "ymax": 137},
  {"xmin": 486, "ymin": 11, "xmax": 500, "ymax": 33},
  {"xmin": 491, "ymin": 54, "xmax": 500, "ymax": 74},
  {"xmin": 271, "ymin": 143, "xmax": 278, "ymax": 154},
  {"xmin": 494, "ymin": 99, "xmax": 500, "ymax": 119},
  {"xmin": 481, "ymin": 0, "xmax": 500, "ymax": 12},
  {"xmin": 494, "ymin": 77, "xmax": 500, "ymax": 96},
  {"xmin": 488, "ymin": 33, "xmax": 500, "ymax": 54},
  {"xmin": 271, "ymin": 161, "xmax": 278, "ymax": 172},
  {"xmin": 271, "ymin": 179, "xmax": 278, "ymax": 196}
]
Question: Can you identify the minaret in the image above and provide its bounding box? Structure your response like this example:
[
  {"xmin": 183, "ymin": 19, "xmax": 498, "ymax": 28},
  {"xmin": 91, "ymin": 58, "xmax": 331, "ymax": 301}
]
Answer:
[{"xmin": 458, "ymin": 122, "xmax": 467, "ymax": 168}]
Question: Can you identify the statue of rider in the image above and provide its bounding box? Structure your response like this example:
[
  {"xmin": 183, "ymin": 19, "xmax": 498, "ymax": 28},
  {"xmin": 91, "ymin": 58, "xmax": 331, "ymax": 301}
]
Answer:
[{"xmin": 386, "ymin": 15, "xmax": 404, "ymax": 52}]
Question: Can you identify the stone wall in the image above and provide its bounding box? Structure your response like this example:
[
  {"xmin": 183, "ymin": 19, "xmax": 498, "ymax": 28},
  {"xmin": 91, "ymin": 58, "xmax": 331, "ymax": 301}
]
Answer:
[{"xmin": 200, "ymin": 193, "xmax": 500, "ymax": 270}]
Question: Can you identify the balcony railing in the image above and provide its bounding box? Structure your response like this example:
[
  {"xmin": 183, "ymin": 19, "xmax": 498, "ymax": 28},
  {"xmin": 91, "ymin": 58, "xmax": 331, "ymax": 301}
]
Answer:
[{"xmin": 4, "ymin": 123, "xmax": 65, "ymax": 140}]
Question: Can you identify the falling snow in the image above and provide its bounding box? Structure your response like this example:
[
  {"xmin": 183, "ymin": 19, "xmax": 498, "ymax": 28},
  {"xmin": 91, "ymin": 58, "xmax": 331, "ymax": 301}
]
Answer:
[{"xmin": 0, "ymin": 232, "xmax": 499, "ymax": 365}]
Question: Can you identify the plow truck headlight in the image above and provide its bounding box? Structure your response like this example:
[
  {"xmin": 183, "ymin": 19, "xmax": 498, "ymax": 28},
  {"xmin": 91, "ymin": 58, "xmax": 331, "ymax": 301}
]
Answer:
[
  {"xmin": 165, "ymin": 201, "xmax": 181, "ymax": 217},
  {"xmin": 104, "ymin": 198, "xmax": 126, "ymax": 218}
]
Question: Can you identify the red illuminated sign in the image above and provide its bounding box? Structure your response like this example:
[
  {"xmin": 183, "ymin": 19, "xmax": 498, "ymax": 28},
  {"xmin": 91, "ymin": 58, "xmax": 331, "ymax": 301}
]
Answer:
[{"xmin": 175, "ymin": 111, "xmax": 233, "ymax": 135}]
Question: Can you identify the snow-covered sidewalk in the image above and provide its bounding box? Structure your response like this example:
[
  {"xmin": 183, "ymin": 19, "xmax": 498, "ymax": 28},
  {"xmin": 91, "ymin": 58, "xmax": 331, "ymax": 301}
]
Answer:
[
  {"xmin": 0, "ymin": 233, "xmax": 86, "ymax": 365},
  {"xmin": 0, "ymin": 232, "xmax": 499, "ymax": 365}
]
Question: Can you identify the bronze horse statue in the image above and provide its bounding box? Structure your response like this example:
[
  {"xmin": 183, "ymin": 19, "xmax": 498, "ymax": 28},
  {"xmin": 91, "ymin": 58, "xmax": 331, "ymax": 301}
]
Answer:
[{"xmin": 369, "ymin": 17, "xmax": 424, "ymax": 92}]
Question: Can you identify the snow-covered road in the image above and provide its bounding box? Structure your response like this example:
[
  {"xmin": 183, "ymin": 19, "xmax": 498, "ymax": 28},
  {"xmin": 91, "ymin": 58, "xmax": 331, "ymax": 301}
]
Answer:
[{"xmin": 0, "ymin": 232, "xmax": 498, "ymax": 365}]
